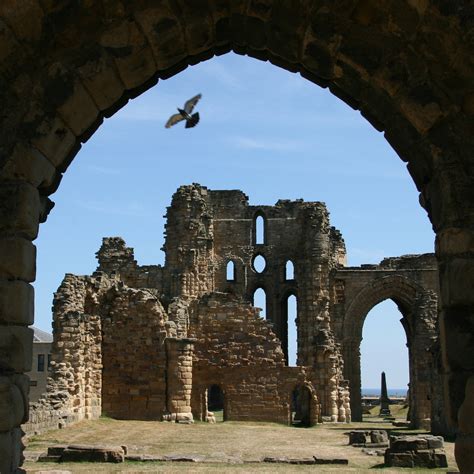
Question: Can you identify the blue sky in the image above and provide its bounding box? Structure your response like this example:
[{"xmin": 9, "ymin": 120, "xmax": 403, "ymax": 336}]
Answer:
[{"xmin": 34, "ymin": 53, "xmax": 434, "ymax": 389}]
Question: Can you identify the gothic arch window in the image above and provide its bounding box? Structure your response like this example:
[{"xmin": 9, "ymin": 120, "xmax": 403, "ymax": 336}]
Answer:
[
  {"xmin": 254, "ymin": 213, "xmax": 265, "ymax": 245},
  {"xmin": 285, "ymin": 260, "xmax": 295, "ymax": 280},
  {"xmin": 286, "ymin": 293, "xmax": 298, "ymax": 366},
  {"xmin": 253, "ymin": 287, "xmax": 267, "ymax": 319},
  {"xmin": 226, "ymin": 260, "xmax": 235, "ymax": 281}
]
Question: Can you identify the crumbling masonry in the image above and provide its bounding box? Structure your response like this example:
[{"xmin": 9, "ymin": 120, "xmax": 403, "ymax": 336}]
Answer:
[{"xmin": 25, "ymin": 185, "xmax": 440, "ymax": 433}]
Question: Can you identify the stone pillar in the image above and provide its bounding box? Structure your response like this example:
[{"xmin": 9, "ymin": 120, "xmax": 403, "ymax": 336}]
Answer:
[
  {"xmin": 0, "ymin": 178, "xmax": 41, "ymax": 472},
  {"xmin": 455, "ymin": 376, "xmax": 474, "ymax": 473},
  {"xmin": 344, "ymin": 338, "xmax": 362, "ymax": 421},
  {"xmin": 379, "ymin": 371, "xmax": 391, "ymax": 416},
  {"xmin": 165, "ymin": 338, "xmax": 195, "ymax": 423},
  {"xmin": 436, "ymin": 228, "xmax": 474, "ymax": 472}
]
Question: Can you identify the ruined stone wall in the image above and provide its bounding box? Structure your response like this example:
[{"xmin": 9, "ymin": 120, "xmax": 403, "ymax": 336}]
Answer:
[
  {"xmin": 101, "ymin": 287, "xmax": 169, "ymax": 420},
  {"xmin": 96, "ymin": 237, "xmax": 165, "ymax": 292},
  {"xmin": 24, "ymin": 273, "xmax": 176, "ymax": 433},
  {"xmin": 188, "ymin": 292, "xmax": 319, "ymax": 424},
  {"xmin": 24, "ymin": 274, "xmax": 104, "ymax": 434},
  {"xmin": 164, "ymin": 185, "xmax": 349, "ymax": 419},
  {"xmin": 163, "ymin": 185, "xmax": 215, "ymax": 298}
]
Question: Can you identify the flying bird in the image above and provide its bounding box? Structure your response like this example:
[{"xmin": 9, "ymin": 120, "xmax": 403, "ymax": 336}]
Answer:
[{"xmin": 165, "ymin": 94, "xmax": 202, "ymax": 129}]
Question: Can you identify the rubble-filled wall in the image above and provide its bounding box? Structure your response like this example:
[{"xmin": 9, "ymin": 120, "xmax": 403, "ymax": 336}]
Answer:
[
  {"xmin": 24, "ymin": 274, "xmax": 104, "ymax": 434},
  {"xmin": 330, "ymin": 254, "xmax": 441, "ymax": 429},
  {"xmin": 188, "ymin": 292, "xmax": 320, "ymax": 425},
  {"xmin": 101, "ymin": 286, "xmax": 169, "ymax": 420}
]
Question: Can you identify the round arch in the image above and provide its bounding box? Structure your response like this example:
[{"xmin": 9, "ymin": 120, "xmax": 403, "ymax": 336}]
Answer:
[
  {"xmin": 0, "ymin": 3, "xmax": 473, "ymax": 471},
  {"xmin": 342, "ymin": 274, "xmax": 438, "ymax": 426}
]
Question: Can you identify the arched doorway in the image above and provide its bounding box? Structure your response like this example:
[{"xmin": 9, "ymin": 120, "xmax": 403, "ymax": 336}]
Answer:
[
  {"xmin": 360, "ymin": 300, "xmax": 409, "ymax": 421},
  {"xmin": 1, "ymin": 4, "xmax": 473, "ymax": 471},
  {"xmin": 207, "ymin": 384, "xmax": 225, "ymax": 422},
  {"xmin": 342, "ymin": 275, "xmax": 439, "ymax": 427},
  {"xmin": 291, "ymin": 385, "xmax": 312, "ymax": 427}
]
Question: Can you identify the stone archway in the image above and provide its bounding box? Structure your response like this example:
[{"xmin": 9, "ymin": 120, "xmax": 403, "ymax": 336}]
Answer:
[
  {"xmin": 0, "ymin": 2, "xmax": 473, "ymax": 471},
  {"xmin": 341, "ymin": 274, "xmax": 439, "ymax": 428}
]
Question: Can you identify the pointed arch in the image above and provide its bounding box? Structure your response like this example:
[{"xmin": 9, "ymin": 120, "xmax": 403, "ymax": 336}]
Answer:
[
  {"xmin": 253, "ymin": 287, "xmax": 267, "ymax": 319},
  {"xmin": 285, "ymin": 260, "xmax": 295, "ymax": 280},
  {"xmin": 253, "ymin": 212, "xmax": 266, "ymax": 245},
  {"xmin": 226, "ymin": 260, "xmax": 235, "ymax": 281}
]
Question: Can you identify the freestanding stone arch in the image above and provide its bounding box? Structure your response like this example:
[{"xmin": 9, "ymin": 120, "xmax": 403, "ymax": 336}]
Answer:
[
  {"xmin": 334, "ymin": 260, "xmax": 440, "ymax": 428},
  {"xmin": 0, "ymin": 2, "xmax": 473, "ymax": 471}
]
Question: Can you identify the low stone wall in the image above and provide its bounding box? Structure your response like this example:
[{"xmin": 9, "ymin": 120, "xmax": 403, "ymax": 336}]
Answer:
[
  {"xmin": 193, "ymin": 365, "xmax": 319, "ymax": 425},
  {"xmin": 384, "ymin": 435, "xmax": 447, "ymax": 468}
]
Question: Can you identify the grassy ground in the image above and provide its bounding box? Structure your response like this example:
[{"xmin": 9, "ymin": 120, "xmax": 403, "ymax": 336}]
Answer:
[{"xmin": 24, "ymin": 413, "xmax": 456, "ymax": 473}]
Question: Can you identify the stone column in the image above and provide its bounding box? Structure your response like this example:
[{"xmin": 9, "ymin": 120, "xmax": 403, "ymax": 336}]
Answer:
[
  {"xmin": 344, "ymin": 338, "xmax": 362, "ymax": 421},
  {"xmin": 0, "ymin": 178, "xmax": 41, "ymax": 472},
  {"xmin": 436, "ymin": 228, "xmax": 474, "ymax": 471},
  {"xmin": 165, "ymin": 338, "xmax": 195, "ymax": 423}
]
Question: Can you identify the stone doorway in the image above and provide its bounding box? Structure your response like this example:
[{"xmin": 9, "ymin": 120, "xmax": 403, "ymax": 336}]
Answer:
[
  {"xmin": 291, "ymin": 385, "xmax": 312, "ymax": 427},
  {"xmin": 208, "ymin": 384, "xmax": 225, "ymax": 422}
]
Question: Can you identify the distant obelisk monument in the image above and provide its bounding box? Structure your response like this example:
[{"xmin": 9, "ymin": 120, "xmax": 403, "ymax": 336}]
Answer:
[{"xmin": 379, "ymin": 371, "xmax": 391, "ymax": 416}]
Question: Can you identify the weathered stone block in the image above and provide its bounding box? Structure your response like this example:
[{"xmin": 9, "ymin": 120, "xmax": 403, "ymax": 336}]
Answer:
[
  {"xmin": 0, "ymin": 182, "xmax": 40, "ymax": 239},
  {"xmin": 390, "ymin": 435, "xmax": 428, "ymax": 452},
  {"xmin": 0, "ymin": 237, "xmax": 36, "ymax": 282},
  {"xmin": 348, "ymin": 431, "xmax": 367, "ymax": 445},
  {"xmin": 385, "ymin": 451, "xmax": 414, "ymax": 468},
  {"xmin": 0, "ymin": 326, "xmax": 33, "ymax": 372},
  {"xmin": 60, "ymin": 444, "xmax": 125, "ymax": 463},
  {"xmin": 442, "ymin": 257, "xmax": 474, "ymax": 306},
  {"xmin": 436, "ymin": 227, "xmax": 474, "ymax": 256},
  {"xmin": 433, "ymin": 451, "xmax": 448, "ymax": 468},
  {"xmin": 0, "ymin": 144, "xmax": 57, "ymax": 190},
  {"xmin": 370, "ymin": 430, "xmax": 388, "ymax": 444},
  {"xmin": 100, "ymin": 20, "xmax": 157, "ymax": 89},
  {"xmin": 427, "ymin": 436, "xmax": 444, "ymax": 449},
  {"xmin": 43, "ymin": 63, "xmax": 100, "ymax": 137},
  {"xmin": 0, "ymin": 280, "xmax": 34, "ymax": 325},
  {"xmin": 31, "ymin": 116, "xmax": 77, "ymax": 168},
  {"xmin": 0, "ymin": 377, "xmax": 26, "ymax": 431},
  {"xmin": 78, "ymin": 54, "xmax": 125, "ymax": 112},
  {"xmin": 0, "ymin": 427, "xmax": 24, "ymax": 473}
]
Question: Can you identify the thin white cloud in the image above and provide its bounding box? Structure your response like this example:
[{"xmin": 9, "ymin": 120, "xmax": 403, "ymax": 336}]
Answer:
[
  {"xmin": 199, "ymin": 60, "xmax": 243, "ymax": 89},
  {"xmin": 230, "ymin": 136, "xmax": 306, "ymax": 152},
  {"xmin": 75, "ymin": 200, "xmax": 151, "ymax": 218}
]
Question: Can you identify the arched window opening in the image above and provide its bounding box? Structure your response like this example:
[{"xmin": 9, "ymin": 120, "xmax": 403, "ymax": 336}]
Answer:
[
  {"xmin": 291, "ymin": 385, "xmax": 311, "ymax": 427},
  {"xmin": 360, "ymin": 299, "xmax": 409, "ymax": 421},
  {"xmin": 253, "ymin": 288, "xmax": 266, "ymax": 319},
  {"xmin": 285, "ymin": 260, "xmax": 295, "ymax": 280},
  {"xmin": 255, "ymin": 214, "xmax": 265, "ymax": 245},
  {"xmin": 207, "ymin": 384, "xmax": 225, "ymax": 422},
  {"xmin": 287, "ymin": 295, "xmax": 297, "ymax": 366},
  {"xmin": 226, "ymin": 260, "xmax": 235, "ymax": 281},
  {"xmin": 253, "ymin": 254, "xmax": 266, "ymax": 273}
]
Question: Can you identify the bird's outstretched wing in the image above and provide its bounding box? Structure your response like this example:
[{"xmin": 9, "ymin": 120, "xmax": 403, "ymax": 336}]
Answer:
[
  {"xmin": 183, "ymin": 94, "xmax": 202, "ymax": 114},
  {"xmin": 165, "ymin": 113, "xmax": 185, "ymax": 128}
]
